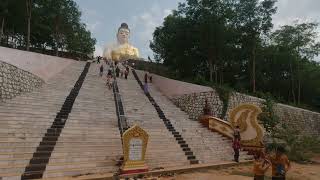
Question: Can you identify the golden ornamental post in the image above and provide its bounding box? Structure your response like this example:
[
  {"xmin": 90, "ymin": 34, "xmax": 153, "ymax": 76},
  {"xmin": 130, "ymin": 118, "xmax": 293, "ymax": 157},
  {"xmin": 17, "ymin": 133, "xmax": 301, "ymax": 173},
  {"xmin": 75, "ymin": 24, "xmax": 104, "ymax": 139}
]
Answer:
[{"xmin": 121, "ymin": 125, "xmax": 149, "ymax": 174}]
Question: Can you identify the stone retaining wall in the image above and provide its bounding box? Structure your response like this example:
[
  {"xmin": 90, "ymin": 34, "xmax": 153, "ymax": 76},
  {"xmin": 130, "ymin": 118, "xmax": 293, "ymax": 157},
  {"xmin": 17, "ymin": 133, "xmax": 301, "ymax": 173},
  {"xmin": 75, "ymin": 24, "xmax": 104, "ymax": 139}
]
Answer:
[
  {"xmin": 171, "ymin": 91, "xmax": 320, "ymax": 137},
  {"xmin": 0, "ymin": 61, "xmax": 43, "ymax": 101},
  {"xmin": 171, "ymin": 91, "xmax": 223, "ymax": 120}
]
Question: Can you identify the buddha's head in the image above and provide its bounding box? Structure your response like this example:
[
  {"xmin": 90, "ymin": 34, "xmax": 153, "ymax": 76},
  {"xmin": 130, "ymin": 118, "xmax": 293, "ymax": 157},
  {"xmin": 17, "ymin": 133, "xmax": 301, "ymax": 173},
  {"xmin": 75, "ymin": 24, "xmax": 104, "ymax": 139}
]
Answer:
[{"xmin": 117, "ymin": 23, "xmax": 130, "ymax": 44}]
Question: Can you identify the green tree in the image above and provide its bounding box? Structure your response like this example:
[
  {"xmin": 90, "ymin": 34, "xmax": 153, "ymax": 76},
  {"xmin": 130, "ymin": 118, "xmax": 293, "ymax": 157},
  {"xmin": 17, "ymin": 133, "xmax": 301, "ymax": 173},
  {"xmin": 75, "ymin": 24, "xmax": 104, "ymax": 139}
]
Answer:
[
  {"xmin": 150, "ymin": 0, "xmax": 320, "ymax": 111},
  {"xmin": 26, "ymin": 0, "xmax": 32, "ymax": 51},
  {"xmin": 151, "ymin": 13, "xmax": 200, "ymax": 79},
  {"xmin": 234, "ymin": 0, "xmax": 277, "ymax": 93},
  {"xmin": 151, "ymin": 0, "xmax": 237, "ymax": 82},
  {"xmin": 0, "ymin": 0, "xmax": 96, "ymax": 58},
  {"xmin": 0, "ymin": 0, "xmax": 9, "ymax": 42},
  {"xmin": 272, "ymin": 23, "xmax": 320, "ymax": 105}
]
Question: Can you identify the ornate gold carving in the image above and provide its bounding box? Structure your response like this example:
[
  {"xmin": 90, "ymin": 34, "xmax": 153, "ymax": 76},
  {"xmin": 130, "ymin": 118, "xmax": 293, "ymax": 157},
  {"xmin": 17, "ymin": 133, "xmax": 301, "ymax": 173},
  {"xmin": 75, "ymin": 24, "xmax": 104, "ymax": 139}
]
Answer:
[
  {"xmin": 200, "ymin": 104, "xmax": 264, "ymax": 149},
  {"xmin": 122, "ymin": 125, "xmax": 149, "ymax": 173},
  {"xmin": 235, "ymin": 110, "xmax": 250, "ymax": 132},
  {"xmin": 209, "ymin": 121, "xmax": 217, "ymax": 127},
  {"xmin": 207, "ymin": 117, "xmax": 234, "ymax": 139},
  {"xmin": 229, "ymin": 104, "xmax": 264, "ymax": 148},
  {"xmin": 220, "ymin": 126, "xmax": 227, "ymax": 132}
]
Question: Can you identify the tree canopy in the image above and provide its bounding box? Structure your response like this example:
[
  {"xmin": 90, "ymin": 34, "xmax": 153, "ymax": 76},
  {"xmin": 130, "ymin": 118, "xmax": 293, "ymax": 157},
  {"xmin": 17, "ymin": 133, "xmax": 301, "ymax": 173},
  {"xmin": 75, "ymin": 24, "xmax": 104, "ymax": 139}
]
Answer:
[
  {"xmin": 0, "ymin": 0, "xmax": 96, "ymax": 59},
  {"xmin": 150, "ymin": 0, "xmax": 320, "ymax": 111}
]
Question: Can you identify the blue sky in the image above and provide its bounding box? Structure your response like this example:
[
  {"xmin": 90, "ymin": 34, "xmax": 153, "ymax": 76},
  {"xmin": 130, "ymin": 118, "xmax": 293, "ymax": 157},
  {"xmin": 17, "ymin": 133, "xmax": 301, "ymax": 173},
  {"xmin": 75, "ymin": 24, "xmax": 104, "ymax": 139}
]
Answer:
[{"xmin": 74, "ymin": 0, "xmax": 320, "ymax": 61}]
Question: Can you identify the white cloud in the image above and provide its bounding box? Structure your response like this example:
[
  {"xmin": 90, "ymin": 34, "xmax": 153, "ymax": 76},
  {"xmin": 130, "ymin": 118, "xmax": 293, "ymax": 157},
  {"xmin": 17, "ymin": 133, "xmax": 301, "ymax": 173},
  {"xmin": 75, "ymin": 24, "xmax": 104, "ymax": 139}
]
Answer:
[
  {"xmin": 87, "ymin": 21, "xmax": 101, "ymax": 32},
  {"xmin": 131, "ymin": 3, "xmax": 173, "ymax": 59},
  {"xmin": 273, "ymin": 0, "xmax": 320, "ymax": 28},
  {"xmin": 94, "ymin": 44, "xmax": 103, "ymax": 57},
  {"xmin": 272, "ymin": 0, "xmax": 320, "ymax": 61}
]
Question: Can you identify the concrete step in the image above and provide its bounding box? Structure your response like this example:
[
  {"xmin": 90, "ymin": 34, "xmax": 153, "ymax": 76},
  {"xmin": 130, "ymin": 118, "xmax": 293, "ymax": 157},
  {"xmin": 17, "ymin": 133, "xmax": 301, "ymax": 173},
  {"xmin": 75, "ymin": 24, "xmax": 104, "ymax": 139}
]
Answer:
[
  {"xmin": 146, "ymin": 84, "xmax": 255, "ymax": 164},
  {"xmin": 0, "ymin": 147, "xmax": 122, "ymax": 157},
  {"xmin": 0, "ymin": 160, "xmax": 117, "ymax": 176},
  {"xmin": 0, "ymin": 113, "xmax": 56, "ymax": 118}
]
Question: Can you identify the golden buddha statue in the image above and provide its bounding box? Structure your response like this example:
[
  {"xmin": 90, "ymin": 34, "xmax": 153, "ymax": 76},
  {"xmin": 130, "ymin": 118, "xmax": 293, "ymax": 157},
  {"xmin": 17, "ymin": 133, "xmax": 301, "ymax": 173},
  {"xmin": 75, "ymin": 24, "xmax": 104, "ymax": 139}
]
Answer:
[{"xmin": 103, "ymin": 23, "xmax": 139, "ymax": 61}]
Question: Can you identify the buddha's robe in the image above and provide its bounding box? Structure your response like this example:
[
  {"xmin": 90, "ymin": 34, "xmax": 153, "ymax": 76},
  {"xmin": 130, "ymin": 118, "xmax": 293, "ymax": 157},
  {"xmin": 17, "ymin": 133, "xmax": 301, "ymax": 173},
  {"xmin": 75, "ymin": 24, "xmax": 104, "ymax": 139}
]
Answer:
[{"xmin": 103, "ymin": 43, "xmax": 139, "ymax": 61}]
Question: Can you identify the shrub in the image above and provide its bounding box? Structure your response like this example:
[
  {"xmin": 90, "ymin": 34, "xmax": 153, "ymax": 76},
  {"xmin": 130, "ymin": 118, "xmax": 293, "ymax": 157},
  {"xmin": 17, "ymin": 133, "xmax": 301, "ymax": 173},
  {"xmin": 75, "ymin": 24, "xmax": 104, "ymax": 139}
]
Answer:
[
  {"xmin": 259, "ymin": 96, "xmax": 279, "ymax": 135},
  {"xmin": 214, "ymin": 85, "xmax": 232, "ymax": 119},
  {"xmin": 268, "ymin": 124, "xmax": 320, "ymax": 162}
]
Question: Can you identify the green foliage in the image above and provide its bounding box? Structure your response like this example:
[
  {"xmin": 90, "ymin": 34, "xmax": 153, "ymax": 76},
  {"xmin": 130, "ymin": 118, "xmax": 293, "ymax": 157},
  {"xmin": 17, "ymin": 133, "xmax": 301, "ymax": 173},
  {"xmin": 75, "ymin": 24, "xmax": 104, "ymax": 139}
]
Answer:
[
  {"xmin": 259, "ymin": 100, "xmax": 320, "ymax": 162},
  {"xmin": 271, "ymin": 125, "xmax": 320, "ymax": 162},
  {"xmin": 0, "ymin": 0, "xmax": 96, "ymax": 58},
  {"xmin": 259, "ymin": 95, "xmax": 279, "ymax": 134},
  {"xmin": 257, "ymin": 95, "xmax": 320, "ymax": 162},
  {"xmin": 214, "ymin": 85, "xmax": 231, "ymax": 119},
  {"xmin": 150, "ymin": 0, "xmax": 320, "ymax": 112}
]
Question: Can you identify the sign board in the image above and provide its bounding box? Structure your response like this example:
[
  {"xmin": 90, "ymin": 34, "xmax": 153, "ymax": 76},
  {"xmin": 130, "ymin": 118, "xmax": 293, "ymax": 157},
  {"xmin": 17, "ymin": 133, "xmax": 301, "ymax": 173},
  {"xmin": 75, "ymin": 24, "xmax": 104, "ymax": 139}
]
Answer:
[
  {"xmin": 129, "ymin": 138, "xmax": 143, "ymax": 161},
  {"xmin": 121, "ymin": 125, "xmax": 149, "ymax": 174}
]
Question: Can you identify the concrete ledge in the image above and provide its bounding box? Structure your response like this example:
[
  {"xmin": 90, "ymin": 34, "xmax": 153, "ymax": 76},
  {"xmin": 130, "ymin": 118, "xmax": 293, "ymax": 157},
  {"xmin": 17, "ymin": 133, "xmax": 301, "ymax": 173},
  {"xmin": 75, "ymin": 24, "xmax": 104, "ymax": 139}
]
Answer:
[
  {"xmin": 135, "ymin": 69, "xmax": 212, "ymax": 98},
  {"xmin": 118, "ymin": 160, "xmax": 253, "ymax": 179},
  {"xmin": 0, "ymin": 46, "xmax": 75, "ymax": 82},
  {"xmin": 40, "ymin": 173, "xmax": 114, "ymax": 180},
  {"xmin": 37, "ymin": 161, "xmax": 253, "ymax": 180}
]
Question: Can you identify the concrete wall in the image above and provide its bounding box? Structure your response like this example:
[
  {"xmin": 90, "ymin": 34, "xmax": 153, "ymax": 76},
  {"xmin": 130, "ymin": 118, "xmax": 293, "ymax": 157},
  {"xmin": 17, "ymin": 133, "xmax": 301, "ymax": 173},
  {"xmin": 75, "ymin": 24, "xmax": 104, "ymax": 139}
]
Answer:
[
  {"xmin": 0, "ymin": 47, "xmax": 74, "ymax": 82},
  {"xmin": 0, "ymin": 61, "xmax": 43, "ymax": 101},
  {"xmin": 135, "ymin": 70, "xmax": 213, "ymax": 97}
]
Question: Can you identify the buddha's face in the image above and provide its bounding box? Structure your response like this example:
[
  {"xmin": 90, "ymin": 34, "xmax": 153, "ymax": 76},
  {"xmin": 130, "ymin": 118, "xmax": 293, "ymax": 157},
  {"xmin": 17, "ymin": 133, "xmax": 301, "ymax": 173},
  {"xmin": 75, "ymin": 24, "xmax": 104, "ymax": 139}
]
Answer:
[{"xmin": 117, "ymin": 28, "xmax": 130, "ymax": 44}]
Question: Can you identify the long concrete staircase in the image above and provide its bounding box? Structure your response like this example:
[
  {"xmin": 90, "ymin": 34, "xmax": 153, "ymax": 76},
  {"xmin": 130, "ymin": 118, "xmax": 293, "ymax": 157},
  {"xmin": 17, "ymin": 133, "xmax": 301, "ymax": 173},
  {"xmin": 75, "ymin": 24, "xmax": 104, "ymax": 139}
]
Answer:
[
  {"xmin": 0, "ymin": 60, "xmax": 249, "ymax": 179},
  {"xmin": 43, "ymin": 63, "xmax": 122, "ymax": 178},
  {"xmin": 117, "ymin": 69, "xmax": 191, "ymax": 170},
  {"xmin": 0, "ymin": 62, "xmax": 84, "ymax": 179},
  {"xmin": 137, "ymin": 72, "xmax": 250, "ymax": 164},
  {"xmin": 0, "ymin": 62, "xmax": 122, "ymax": 179}
]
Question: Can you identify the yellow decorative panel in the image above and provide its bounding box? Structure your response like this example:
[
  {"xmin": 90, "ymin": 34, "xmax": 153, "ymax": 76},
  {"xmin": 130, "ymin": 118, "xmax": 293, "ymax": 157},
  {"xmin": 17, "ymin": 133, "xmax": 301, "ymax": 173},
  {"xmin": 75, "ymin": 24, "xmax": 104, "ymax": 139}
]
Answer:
[
  {"xmin": 121, "ymin": 125, "xmax": 149, "ymax": 174},
  {"xmin": 229, "ymin": 104, "xmax": 264, "ymax": 148}
]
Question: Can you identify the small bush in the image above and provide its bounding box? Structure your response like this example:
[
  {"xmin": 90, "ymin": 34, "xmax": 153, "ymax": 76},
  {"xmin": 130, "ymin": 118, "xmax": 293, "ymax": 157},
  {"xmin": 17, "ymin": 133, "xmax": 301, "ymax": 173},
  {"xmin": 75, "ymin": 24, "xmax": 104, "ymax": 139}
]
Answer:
[
  {"xmin": 270, "ymin": 124, "xmax": 320, "ymax": 162},
  {"xmin": 259, "ymin": 96, "xmax": 279, "ymax": 135},
  {"xmin": 214, "ymin": 85, "xmax": 232, "ymax": 119},
  {"xmin": 259, "ymin": 96, "xmax": 320, "ymax": 162}
]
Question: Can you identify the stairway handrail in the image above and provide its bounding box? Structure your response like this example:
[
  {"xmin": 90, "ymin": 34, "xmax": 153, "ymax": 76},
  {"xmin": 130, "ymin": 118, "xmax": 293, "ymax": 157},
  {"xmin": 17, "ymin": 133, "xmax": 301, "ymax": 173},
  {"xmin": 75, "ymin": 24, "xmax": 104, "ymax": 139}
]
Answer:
[{"xmin": 111, "ymin": 64, "xmax": 128, "ymax": 136}]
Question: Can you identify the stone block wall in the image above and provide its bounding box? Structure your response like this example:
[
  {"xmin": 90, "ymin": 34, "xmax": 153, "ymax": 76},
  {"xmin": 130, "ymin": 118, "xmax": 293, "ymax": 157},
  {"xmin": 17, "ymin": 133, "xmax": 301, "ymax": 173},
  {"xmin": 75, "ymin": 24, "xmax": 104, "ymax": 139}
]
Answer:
[
  {"xmin": 225, "ymin": 92, "xmax": 264, "ymax": 120},
  {"xmin": 171, "ymin": 91, "xmax": 223, "ymax": 120},
  {"xmin": 273, "ymin": 104, "xmax": 320, "ymax": 136},
  {"xmin": 171, "ymin": 91, "xmax": 320, "ymax": 137},
  {"xmin": 0, "ymin": 61, "xmax": 44, "ymax": 101}
]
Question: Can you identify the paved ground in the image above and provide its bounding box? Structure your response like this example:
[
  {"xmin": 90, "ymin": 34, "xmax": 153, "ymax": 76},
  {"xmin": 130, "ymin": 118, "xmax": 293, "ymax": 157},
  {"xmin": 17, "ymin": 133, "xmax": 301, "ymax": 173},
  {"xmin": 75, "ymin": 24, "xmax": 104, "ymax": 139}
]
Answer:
[{"xmin": 139, "ymin": 162, "xmax": 320, "ymax": 180}]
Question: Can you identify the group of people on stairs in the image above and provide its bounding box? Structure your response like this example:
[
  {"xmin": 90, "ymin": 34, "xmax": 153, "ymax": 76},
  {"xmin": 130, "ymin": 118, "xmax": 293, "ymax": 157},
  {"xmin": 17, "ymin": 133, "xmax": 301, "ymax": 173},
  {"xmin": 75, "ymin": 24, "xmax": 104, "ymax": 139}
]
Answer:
[
  {"xmin": 233, "ymin": 128, "xmax": 291, "ymax": 180},
  {"xmin": 97, "ymin": 59, "xmax": 129, "ymax": 90},
  {"xmin": 96, "ymin": 58, "xmax": 151, "ymax": 92}
]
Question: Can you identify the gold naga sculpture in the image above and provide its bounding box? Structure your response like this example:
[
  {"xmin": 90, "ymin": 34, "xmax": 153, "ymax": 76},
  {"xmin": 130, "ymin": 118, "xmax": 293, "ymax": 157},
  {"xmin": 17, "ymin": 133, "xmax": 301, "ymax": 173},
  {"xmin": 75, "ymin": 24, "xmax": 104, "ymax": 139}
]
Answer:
[
  {"xmin": 199, "ymin": 103, "xmax": 265, "ymax": 151},
  {"xmin": 103, "ymin": 23, "xmax": 139, "ymax": 61}
]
